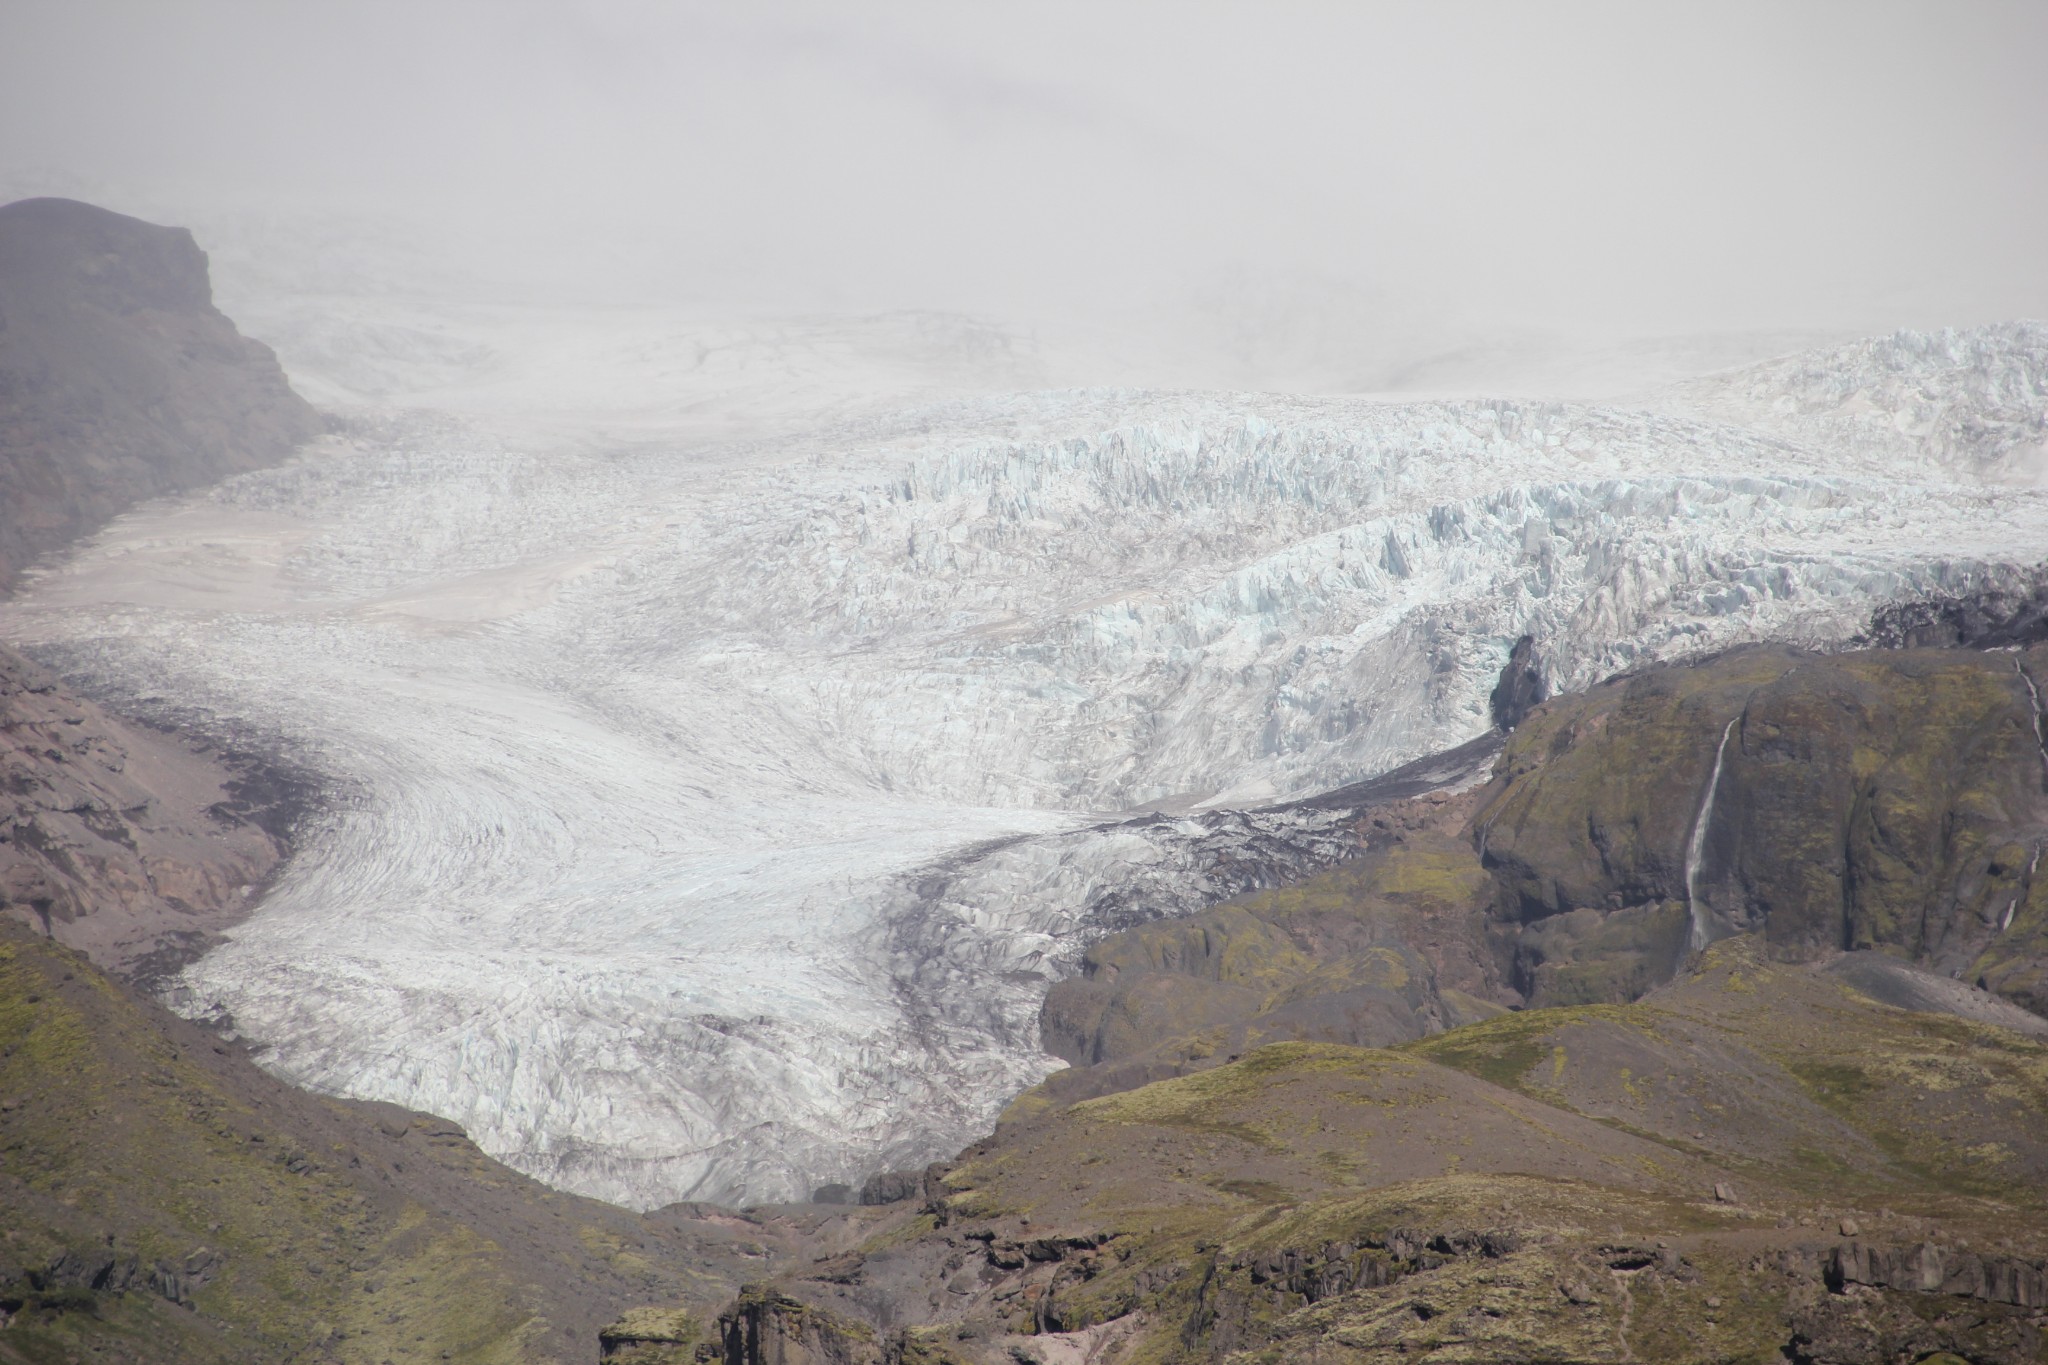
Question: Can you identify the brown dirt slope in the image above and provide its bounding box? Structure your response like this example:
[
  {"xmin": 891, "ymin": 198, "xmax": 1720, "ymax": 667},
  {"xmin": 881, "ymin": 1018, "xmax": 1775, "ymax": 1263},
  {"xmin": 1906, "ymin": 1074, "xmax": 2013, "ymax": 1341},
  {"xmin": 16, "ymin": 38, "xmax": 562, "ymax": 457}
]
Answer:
[
  {"xmin": 0, "ymin": 921, "xmax": 788, "ymax": 1365},
  {"xmin": 0, "ymin": 196, "xmax": 321, "ymax": 591}
]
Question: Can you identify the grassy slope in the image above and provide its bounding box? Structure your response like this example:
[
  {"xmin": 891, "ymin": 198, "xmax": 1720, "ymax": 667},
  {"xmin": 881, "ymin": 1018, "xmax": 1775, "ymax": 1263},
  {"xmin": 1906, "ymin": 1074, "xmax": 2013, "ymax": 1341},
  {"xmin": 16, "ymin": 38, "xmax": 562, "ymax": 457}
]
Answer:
[
  {"xmin": 759, "ymin": 937, "xmax": 2048, "ymax": 1364},
  {"xmin": 0, "ymin": 923, "xmax": 772, "ymax": 1365}
]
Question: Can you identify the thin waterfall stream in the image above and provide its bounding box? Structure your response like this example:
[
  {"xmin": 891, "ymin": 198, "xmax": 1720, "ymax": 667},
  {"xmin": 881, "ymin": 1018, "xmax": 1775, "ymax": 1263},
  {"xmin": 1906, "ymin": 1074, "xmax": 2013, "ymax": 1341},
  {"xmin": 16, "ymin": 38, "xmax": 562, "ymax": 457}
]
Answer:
[
  {"xmin": 2003, "ymin": 843, "xmax": 2041, "ymax": 934},
  {"xmin": 2013, "ymin": 652, "xmax": 2048, "ymax": 787},
  {"xmin": 1685, "ymin": 717, "xmax": 1739, "ymax": 952},
  {"xmin": 1997, "ymin": 653, "xmax": 2047, "ymax": 935}
]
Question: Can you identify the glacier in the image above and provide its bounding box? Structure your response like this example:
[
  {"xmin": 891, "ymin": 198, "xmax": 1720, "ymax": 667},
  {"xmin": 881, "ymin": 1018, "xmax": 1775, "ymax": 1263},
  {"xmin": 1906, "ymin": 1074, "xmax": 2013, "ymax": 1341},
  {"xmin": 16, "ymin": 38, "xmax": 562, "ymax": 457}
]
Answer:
[{"xmin": 3, "ymin": 323, "xmax": 2044, "ymax": 1209}]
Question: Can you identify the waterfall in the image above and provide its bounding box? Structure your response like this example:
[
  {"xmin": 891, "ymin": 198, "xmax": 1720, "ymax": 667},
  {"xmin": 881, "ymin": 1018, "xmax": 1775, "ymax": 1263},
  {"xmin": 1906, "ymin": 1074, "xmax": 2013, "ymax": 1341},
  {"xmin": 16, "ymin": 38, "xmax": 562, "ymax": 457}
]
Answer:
[
  {"xmin": 2013, "ymin": 654, "xmax": 2048, "ymax": 787},
  {"xmin": 1684, "ymin": 718, "xmax": 1739, "ymax": 952},
  {"xmin": 2005, "ymin": 844, "xmax": 2045, "ymax": 934}
]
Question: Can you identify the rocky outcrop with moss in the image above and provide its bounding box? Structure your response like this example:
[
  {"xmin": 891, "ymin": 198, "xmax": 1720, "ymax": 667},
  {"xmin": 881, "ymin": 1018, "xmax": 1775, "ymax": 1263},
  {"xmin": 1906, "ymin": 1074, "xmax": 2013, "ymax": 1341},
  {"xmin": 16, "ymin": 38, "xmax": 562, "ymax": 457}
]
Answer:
[
  {"xmin": 0, "ymin": 196, "xmax": 321, "ymax": 590},
  {"xmin": 1480, "ymin": 642, "xmax": 2048, "ymax": 1011},
  {"xmin": 1037, "ymin": 641, "xmax": 2048, "ymax": 1081},
  {"xmin": 666, "ymin": 638, "xmax": 2048, "ymax": 1362},
  {"xmin": 691, "ymin": 936, "xmax": 2048, "ymax": 1364}
]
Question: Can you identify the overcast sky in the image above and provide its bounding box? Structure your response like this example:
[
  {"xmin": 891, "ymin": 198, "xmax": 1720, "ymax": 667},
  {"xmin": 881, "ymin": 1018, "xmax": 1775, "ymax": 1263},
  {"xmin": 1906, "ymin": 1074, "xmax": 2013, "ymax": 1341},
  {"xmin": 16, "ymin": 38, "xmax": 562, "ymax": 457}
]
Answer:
[{"xmin": 3, "ymin": 1, "xmax": 2045, "ymax": 374}]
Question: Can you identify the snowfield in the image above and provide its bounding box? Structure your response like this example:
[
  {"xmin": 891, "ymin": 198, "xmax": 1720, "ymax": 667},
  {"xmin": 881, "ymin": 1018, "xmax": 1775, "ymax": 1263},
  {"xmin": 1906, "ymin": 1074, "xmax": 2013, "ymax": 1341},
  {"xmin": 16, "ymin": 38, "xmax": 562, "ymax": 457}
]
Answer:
[{"xmin": 4, "ymin": 322, "xmax": 2044, "ymax": 1208}]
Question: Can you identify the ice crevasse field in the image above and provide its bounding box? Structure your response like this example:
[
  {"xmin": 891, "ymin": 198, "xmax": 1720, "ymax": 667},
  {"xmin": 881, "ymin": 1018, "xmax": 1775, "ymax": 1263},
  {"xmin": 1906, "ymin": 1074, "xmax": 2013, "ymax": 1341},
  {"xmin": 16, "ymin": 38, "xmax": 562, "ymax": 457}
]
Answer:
[{"xmin": 3, "ymin": 303, "xmax": 2044, "ymax": 1210}]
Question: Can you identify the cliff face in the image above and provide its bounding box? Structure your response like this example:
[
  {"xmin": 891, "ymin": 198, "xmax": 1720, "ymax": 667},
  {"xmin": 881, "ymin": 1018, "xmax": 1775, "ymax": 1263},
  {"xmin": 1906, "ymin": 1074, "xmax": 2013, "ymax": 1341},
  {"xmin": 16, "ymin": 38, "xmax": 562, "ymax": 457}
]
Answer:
[
  {"xmin": 0, "ymin": 196, "xmax": 321, "ymax": 591},
  {"xmin": 0, "ymin": 195, "xmax": 326, "ymax": 980},
  {"xmin": 1481, "ymin": 642, "xmax": 2048, "ymax": 1011}
]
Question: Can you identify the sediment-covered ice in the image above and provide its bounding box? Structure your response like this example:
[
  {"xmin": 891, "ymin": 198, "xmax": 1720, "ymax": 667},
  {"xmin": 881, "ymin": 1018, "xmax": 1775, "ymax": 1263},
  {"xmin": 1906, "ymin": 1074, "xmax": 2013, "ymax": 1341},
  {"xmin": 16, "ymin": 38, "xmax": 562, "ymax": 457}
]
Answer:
[{"xmin": 4, "ymin": 326, "xmax": 2044, "ymax": 1208}]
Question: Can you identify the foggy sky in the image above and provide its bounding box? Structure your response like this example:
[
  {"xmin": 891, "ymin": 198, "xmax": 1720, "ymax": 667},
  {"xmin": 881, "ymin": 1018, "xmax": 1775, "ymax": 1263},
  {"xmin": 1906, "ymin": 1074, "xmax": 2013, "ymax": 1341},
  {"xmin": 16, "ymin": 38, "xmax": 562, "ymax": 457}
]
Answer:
[{"xmin": 4, "ymin": 1, "xmax": 2045, "ymax": 364}]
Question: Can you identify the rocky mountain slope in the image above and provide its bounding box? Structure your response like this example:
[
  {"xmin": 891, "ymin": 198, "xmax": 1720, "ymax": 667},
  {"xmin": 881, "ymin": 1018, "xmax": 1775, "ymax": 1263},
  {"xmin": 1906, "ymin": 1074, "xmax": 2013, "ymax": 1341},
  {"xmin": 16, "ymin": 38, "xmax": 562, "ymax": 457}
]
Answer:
[
  {"xmin": 1032, "ymin": 638, "xmax": 2048, "ymax": 1094},
  {"xmin": 0, "ymin": 918, "xmax": 805, "ymax": 1364},
  {"xmin": 0, "ymin": 194, "xmax": 335, "ymax": 986},
  {"xmin": 0, "ymin": 196, "xmax": 321, "ymax": 591},
  {"xmin": 0, "ymin": 642, "xmax": 291, "ymax": 984},
  {"xmin": 663, "ymin": 937, "xmax": 2048, "ymax": 1365}
]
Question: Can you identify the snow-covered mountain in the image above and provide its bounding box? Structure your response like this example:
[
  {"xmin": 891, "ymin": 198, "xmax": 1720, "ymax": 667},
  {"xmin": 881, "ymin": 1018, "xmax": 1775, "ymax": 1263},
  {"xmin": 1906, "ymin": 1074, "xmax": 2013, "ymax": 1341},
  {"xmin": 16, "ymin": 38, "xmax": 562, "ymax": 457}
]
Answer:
[{"xmin": 3, "ymin": 324, "xmax": 2042, "ymax": 1208}]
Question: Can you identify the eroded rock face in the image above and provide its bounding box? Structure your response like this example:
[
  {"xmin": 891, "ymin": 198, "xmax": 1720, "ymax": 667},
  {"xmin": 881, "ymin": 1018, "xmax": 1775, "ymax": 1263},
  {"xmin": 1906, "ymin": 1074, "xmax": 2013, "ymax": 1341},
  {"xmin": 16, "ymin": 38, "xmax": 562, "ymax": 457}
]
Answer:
[
  {"xmin": 0, "ymin": 921, "xmax": 785, "ymax": 1362},
  {"xmin": 718, "ymin": 1287, "xmax": 880, "ymax": 1365},
  {"xmin": 0, "ymin": 196, "xmax": 320, "ymax": 590},
  {"xmin": 0, "ymin": 643, "xmax": 288, "ymax": 980},
  {"xmin": 1862, "ymin": 574, "xmax": 2048, "ymax": 649},
  {"xmin": 1481, "ymin": 643, "xmax": 2048, "ymax": 1011}
]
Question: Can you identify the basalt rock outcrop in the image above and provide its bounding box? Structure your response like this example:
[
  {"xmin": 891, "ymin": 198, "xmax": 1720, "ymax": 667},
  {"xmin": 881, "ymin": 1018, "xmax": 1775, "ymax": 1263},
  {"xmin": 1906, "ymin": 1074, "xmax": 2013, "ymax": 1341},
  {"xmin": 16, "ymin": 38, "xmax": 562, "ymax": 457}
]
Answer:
[
  {"xmin": 1481, "ymin": 641, "xmax": 2048, "ymax": 1011},
  {"xmin": 1861, "ymin": 571, "xmax": 2048, "ymax": 650},
  {"xmin": 1487, "ymin": 634, "xmax": 1545, "ymax": 731},
  {"xmin": 0, "ymin": 196, "xmax": 321, "ymax": 591}
]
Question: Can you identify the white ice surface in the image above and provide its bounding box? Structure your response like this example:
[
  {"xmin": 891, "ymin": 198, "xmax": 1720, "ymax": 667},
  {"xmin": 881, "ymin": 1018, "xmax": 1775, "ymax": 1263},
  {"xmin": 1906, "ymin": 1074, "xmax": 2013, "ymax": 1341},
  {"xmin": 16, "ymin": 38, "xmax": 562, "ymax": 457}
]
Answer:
[{"xmin": 4, "ymin": 324, "xmax": 2044, "ymax": 1208}]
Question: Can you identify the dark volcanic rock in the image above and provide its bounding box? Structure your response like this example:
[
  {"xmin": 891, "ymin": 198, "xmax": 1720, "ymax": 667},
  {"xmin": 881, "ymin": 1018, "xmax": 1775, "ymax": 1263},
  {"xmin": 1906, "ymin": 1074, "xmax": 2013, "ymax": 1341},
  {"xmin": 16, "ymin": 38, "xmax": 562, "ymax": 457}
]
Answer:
[
  {"xmin": 857, "ymin": 1169, "xmax": 922, "ymax": 1206},
  {"xmin": 1488, "ymin": 634, "xmax": 1546, "ymax": 731},
  {"xmin": 1861, "ymin": 572, "xmax": 2048, "ymax": 650},
  {"xmin": 718, "ymin": 1285, "xmax": 879, "ymax": 1365},
  {"xmin": 0, "ymin": 196, "xmax": 321, "ymax": 590},
  {"xmin": 1034, "ymin": 641, "xmax": 2048, "ymax": 1072},
  {"xmin": 1476, "ymin": 643, "xmax": 2048, "ymax": 1011}
]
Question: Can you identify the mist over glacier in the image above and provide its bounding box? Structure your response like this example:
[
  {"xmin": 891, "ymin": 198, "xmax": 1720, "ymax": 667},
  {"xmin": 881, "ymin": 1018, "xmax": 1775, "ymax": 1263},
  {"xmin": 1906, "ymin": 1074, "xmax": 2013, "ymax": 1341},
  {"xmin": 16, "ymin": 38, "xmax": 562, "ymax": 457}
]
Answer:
[{"xmin": 3, "ymin": 320, "xmax": 2042, "ymax": 1207}]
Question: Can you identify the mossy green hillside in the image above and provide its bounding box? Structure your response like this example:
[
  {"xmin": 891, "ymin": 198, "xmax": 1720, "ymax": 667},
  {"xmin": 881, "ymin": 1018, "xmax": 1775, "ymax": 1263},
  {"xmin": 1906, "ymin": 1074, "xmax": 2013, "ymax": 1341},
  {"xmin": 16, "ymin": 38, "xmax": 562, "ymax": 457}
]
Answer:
[
  {"xmin": 0, "ymin": 924, "xmax": 761, "ymax": 1364},
  {"xmin": 738, "ymin": 936, "xmax": 2048, "ymax": 1364},
  {"xmin": 1043, "ymin": 643, "xmax": 2048, "ymax": 1086},
  {"xmin": 1480, "ymin": 643, "xmax": 2048, "ymax": 1002}
]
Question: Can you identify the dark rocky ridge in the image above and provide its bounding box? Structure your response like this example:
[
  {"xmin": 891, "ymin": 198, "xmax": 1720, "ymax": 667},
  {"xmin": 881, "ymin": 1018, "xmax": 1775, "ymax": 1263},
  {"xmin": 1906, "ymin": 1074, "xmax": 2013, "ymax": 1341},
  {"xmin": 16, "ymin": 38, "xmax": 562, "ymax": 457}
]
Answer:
[
  {"xmin": 1860, "ymin": 570, "xmax": 2048, "ymax": 650},
  {"xmin": 0, "ymin": 196, "xmax": 329, "ymax": 982},
  {"xmin": 0, "ymin": 196, "xmax": 321, "ymax": 591},
  {"xmin": 1487, "ymin": 633, "xmax": 1545, "ymax": 731}
]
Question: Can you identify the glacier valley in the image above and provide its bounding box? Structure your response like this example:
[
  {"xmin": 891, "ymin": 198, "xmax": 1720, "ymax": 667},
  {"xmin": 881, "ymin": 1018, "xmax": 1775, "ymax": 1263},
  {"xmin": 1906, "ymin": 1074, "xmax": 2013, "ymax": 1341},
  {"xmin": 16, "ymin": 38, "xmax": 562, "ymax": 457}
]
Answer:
[{"xmin": 2, "ymin": 321, "xmax": 2044, "ymax": 1209}]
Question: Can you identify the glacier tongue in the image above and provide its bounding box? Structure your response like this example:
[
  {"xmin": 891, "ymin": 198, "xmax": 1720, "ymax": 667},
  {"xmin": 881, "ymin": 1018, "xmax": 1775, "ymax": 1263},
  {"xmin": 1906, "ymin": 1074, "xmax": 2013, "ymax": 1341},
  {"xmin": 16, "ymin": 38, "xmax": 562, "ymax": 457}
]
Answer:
[{"xmin": 4, "ymin": 329, "xmax": 2046, "ymax": 1209}]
